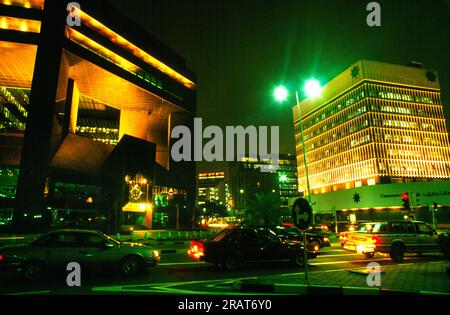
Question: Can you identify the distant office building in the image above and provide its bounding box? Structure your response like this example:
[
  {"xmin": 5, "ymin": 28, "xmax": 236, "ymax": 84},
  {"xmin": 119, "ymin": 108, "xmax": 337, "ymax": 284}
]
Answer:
[
  {"xmin": 229, "ymin": 159, "xmax": 280, "ymax": 222},
  {"xmin": 292, "ymin": 60, "xmax": 450, "ymax": 227},
  {"xmin": 0, "ymin": 0, "xmax": 197, "ymax": 232},
  {"xmin": 196, "ymin": 171, "xmax": 230, "ymax": 208},
  {"xmin": 235, "ymin": 155, "xmax": 298, "ymax": 207}
]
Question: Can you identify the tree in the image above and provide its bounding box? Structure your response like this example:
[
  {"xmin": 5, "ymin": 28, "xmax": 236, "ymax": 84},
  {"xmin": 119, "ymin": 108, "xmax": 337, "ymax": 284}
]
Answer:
[
  {"xmin": 246, "ymin": 192, "xmax": 282, "ymax": 226},
  {"xmin": 199, "ymin": 200, "xmax": 228, "ymax": 223}
]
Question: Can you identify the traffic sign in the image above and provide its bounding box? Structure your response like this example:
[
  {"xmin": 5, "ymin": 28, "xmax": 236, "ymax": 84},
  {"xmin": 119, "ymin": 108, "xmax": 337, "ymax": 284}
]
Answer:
[{"xmin": 292, "ymin": 197, "xmax": 313, "ymax": 230}]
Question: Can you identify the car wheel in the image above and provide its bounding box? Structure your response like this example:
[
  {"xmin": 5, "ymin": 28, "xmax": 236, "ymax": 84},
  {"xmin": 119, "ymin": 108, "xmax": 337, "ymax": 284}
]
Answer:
[
  {"xmin": 292, "ymin": 252, "xmax": 306, "ymax": 267},
  {"xmin": 120, "ymin": 256, "xmax": 142, "ymax": 276},
  {"xmin": 390, "ymin": 244, "xmax": 405, "ymax": 262},
  {"xmin": 23, "ymin": 261, "xmax": 44, "ymax": 280},
  {"xmin": 364, "ymin": 252, "xmax": 375, "ymax": 259},
  {"xmin": 223, "ymin": 255, "xmax": 240, "ymax": 271}
]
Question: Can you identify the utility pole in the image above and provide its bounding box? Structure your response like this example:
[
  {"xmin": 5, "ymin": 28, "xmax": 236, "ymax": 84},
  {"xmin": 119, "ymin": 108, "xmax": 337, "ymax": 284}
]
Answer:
[
  {"xmin": 430, "ymin": 203, "xmax": 438, "ymax": 230},
  {"xmin": 332, "ymin": 206, "xmax": 338, "ymax": 234}
]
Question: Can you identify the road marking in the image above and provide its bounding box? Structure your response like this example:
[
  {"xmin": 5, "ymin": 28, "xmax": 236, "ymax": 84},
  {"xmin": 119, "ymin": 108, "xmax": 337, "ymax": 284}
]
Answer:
[
  {"xmin": 5, "ymin": 290, "xmax": 51, "ymax": 295},
  {"xmin": 310, "ymin": 258, "xmax": 390, "ymax": 266},
  {"xmin": 159, "ymin": 261, "xmax": 206, "ymax": 266},
  {"xmin": 317, "ymin": 253, "xmax": 360, "ymax": 258}
]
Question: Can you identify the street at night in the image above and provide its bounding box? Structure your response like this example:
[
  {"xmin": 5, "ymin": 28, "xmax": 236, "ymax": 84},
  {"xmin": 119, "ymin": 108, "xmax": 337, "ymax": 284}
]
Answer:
[
  {"xmin": 0, "ymin": 0, "xmax": 450, "ymax": 311},
  {"xmin": 1, "ymin": 238, "xmax": 449, "ymax": 295}
]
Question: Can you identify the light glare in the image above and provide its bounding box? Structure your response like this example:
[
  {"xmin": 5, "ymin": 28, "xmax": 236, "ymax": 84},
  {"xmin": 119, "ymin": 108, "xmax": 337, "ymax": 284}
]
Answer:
[{"xmin": 304, "ymin": 79, "xmax": 321, "ymax": 98}]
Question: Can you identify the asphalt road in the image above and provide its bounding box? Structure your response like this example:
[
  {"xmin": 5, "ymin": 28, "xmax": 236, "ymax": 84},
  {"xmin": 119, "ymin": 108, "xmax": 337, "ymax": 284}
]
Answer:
[{"xmin": 0, "ymin": 242, "xmax": 447, "ymax": 295}]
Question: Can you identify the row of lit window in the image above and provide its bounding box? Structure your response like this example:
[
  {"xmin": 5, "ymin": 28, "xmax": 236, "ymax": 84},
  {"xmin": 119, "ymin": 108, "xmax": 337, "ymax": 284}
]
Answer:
[
  {"xmin": 301, "ymin": 83, "xmax": 441, "ymax": 130},
  {"xmin": 301, "ymin": 98, "xmax": 444, "ymax": 142},
  {"xmin": 375, "ymin": 143, "xmax": 449, "ymax": 161},
  {"xmin": 368, "ymin": 83, "xmax": 439, "ymax": 105},
  {"xmin": 297, "ymin": 114, "xmax": 370, "ymax": 149},
  {"xmin": 298, "ymin": 113, "xmax": 447, "ymax": 154},
  {"xmin": 298, "ymin": 157, "xmax": 449, "ymax": 192},
  {"xmin": 372, "ymin": 112, "xmax": 447, "ymax": 133},
  {"xmin": 299, "ymin": 145, "xmax": 377, "ymax": 180},
  {"xmin": 298, "ymin": 159, "xmax": 378, "ymax": 191},
  {"xmin": 378, "ymin": 159, "xmax": 449, "ymax": 178},
  {"xmin": 0, "ymin": 87, "xmax": 28, "ymax": 119},
  {"xmin": 302, "ymin": 129, "xmax": 373, "ymax": 163},
  {"xmin": 0, "ymin": 104, "xmax": 26, "ymax": 130},
  {"xmin": 376, "ymin": 130, "xmax": 449, "ymax": 147}
]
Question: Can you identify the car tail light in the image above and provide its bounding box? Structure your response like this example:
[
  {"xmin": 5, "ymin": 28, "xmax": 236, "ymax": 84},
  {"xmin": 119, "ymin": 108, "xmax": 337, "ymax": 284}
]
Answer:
[
  {"xmin": 0, "ymin": 254, "xmax": 3, "ymax": 261},
  {"xmin": 371, "ymin": 236, "xmax": 381, "ymax": 245},
  {"xmin": 188, "ymin": 241, "xmax": 204, "ymax": 261}
]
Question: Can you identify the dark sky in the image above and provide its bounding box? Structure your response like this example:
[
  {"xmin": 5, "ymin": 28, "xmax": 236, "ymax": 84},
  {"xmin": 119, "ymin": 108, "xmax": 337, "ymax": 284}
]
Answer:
[{"xmin": 108, "ymin": 0, "xmax": 450, "ymax": 171}]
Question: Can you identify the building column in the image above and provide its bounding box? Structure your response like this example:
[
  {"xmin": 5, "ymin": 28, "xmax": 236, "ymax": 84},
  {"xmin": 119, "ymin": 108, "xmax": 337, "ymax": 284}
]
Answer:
[{"xmin": 13, "ymin": 0, "xmax": 68, "ymax": 230}]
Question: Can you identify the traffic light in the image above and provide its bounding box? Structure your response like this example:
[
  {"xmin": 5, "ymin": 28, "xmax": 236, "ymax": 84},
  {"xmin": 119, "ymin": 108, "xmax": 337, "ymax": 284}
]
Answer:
[{"xmin": 400, "ymin": 193, "xmax": 410, "ymax": 210}]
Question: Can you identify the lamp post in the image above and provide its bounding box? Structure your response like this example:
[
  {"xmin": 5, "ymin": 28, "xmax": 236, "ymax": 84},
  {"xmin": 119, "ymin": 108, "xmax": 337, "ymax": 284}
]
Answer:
[{"xmin": 274, "ymin": 80, "xmax": 321, "ymax": 224}]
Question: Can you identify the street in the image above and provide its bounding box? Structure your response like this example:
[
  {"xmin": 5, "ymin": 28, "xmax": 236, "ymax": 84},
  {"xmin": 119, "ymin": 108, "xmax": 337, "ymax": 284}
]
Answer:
[{"xmin": 1, "ymin": 241, "xmax": 448, "ymax": 295}]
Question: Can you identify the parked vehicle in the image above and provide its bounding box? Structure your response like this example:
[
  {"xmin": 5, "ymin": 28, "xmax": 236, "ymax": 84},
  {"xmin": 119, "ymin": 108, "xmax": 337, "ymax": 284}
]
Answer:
[
  {"xmin": 188, "ymin": 226, "xmax": 318, "ymax": 270},
  {"xmin": 342, "ymin": 221, "xmax": 450, "ymax": 262},
  {"xmin": 0, "ymin": 229, "xmax": 160, "ymax": 279}
]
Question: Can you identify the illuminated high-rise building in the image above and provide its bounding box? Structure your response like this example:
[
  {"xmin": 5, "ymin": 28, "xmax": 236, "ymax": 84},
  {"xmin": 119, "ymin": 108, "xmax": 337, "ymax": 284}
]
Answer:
[
  {"xmin": 294, "ymin": 60, "xmax": 450, "ymax": 195},
  {"xmin": 0, "ymin": 0, "xmax": 197, "ymax": 231},
  {"xmin": 292, "ymin": 60, "xmax": 450, "ymax": 227}
]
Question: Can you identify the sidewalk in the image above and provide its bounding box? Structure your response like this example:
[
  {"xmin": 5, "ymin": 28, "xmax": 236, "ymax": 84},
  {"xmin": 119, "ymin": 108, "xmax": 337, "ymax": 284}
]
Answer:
[{"xmin": 233, "ymin": 260, "xmax": 450, "ymax": 295}]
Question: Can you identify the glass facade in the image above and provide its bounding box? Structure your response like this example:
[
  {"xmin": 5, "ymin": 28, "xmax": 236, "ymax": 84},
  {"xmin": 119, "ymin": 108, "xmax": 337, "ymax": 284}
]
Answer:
[{"xmin": 295, "ymin": 63, "xmax": 450, "ymax": 195}]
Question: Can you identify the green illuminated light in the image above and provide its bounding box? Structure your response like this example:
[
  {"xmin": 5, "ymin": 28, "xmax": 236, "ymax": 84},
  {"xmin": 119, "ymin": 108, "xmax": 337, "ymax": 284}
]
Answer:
[
  {"xmin": 304, "ymin": 79, "xmax": 322, "ymax": 98},
  {"xmin": 274, "ymin": 86, "xmax": 288, "ymax": 102}
]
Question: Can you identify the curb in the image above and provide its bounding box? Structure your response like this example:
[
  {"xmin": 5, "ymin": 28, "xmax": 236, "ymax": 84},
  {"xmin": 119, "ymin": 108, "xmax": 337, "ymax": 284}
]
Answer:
[{"xmin": 232, "ymin": 281, "xmax": 449, "ymax": 295}]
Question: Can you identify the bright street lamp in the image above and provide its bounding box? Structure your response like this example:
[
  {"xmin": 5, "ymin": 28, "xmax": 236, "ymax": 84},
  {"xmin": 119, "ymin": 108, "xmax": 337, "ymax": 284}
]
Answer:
[
  {"xmin": 274, "ymin": 86, "xmax": 288, "ymax": 102},
  {"xmin": 274, "ymin": 80, "xmax": 322, "ymax": 223},
  {"xmin": 303, "ymin": 79, "xmax": 322, "ymax": 98}
]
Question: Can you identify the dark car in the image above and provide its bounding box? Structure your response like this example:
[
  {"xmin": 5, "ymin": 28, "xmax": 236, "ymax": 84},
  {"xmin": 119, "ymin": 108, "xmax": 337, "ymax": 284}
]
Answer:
[
  {"xmin": 269, "ymin": 225, "xmax": 323, "ymax": 252},
  {"xmin": 0, "ymin": 229, "xmax": 160, "ymax": 279},
  {"xmin": 306, "ymin": 225, "xmax": 331, "ymax": 248},
  {"xmin": 188, "ymin": 226, "xmax": 318, "ymax": 270}
]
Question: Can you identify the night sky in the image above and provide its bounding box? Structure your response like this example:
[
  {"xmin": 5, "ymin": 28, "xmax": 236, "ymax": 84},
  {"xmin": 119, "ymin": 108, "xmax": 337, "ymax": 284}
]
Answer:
[{"xmin": 108, "ymin": 0, "xmax": 450, "ymax": 171}]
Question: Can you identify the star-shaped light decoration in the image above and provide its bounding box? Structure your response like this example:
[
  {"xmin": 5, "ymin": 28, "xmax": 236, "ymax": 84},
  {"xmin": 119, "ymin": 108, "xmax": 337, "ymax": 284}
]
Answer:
[
  {"xmin": 426, "ymin": 70, "xmax": 437, "ymax": 83},
  {"xmin": 353, "ymin": 193, "xmax": 361, "ymax": 204},
  {"xmin": 351, "ymin": 65, "xmax": 360, "ymax": 79}
]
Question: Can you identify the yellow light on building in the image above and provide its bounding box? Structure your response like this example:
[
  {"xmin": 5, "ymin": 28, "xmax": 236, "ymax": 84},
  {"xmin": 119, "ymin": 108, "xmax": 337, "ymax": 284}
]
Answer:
[
  {"xmin": 0, "ymin": 16, "xmax": 41, "ymax": 33},
  {"xmin": 20, "ymin": 21, "xmax": 27, "ymax": 32},
  {"xmin": 1, "ymin": 17, "xmax": 7, "ymax": 29},
  {"xmin": 77, "ymin": 9, "xmax": 196, "ymax": 89}
]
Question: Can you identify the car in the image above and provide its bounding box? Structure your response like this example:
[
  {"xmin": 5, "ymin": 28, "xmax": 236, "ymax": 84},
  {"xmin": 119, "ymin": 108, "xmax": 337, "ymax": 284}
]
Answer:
[
  {"xmin": 187, "ymin": 226, "xmax": 318, "ymax": 270},
  {"xmin": 269, "ymin": 225, "xmax": 323, "ymax": 252},
  {"xmin": 0, "ymin": 229, "xmax": 160, "ymax": 279},
  {"xmin": 306, "ymin": 225, "xmax": 331, "ymax": 248},
  {"xmin": 342, "ymin": 220, "xmax": 450, "ymax": 262}
]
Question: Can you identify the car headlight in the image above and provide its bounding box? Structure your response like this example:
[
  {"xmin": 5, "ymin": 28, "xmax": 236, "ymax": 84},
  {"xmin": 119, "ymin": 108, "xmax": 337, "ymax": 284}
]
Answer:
[
  {"xmin": 323, "ymin": 237, "xmax": 329, "ymax": 242},
  {"xmin": 152, "ymin": 250, "xmax": 160, "ymax": 258}
]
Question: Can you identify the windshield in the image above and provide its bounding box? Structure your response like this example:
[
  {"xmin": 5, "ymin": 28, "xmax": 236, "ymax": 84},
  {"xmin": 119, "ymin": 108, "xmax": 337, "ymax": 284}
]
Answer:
[
  {"xmin": 98, "ymin": 232, "xmax": 121, "ymax": 245},
  {"xmin": 211, "ymin": 228, "xmax": 233, "ymax": 242},
  {"xmin": 356, "ymin": 223, "xmax": 386, "ymax": 233}
]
